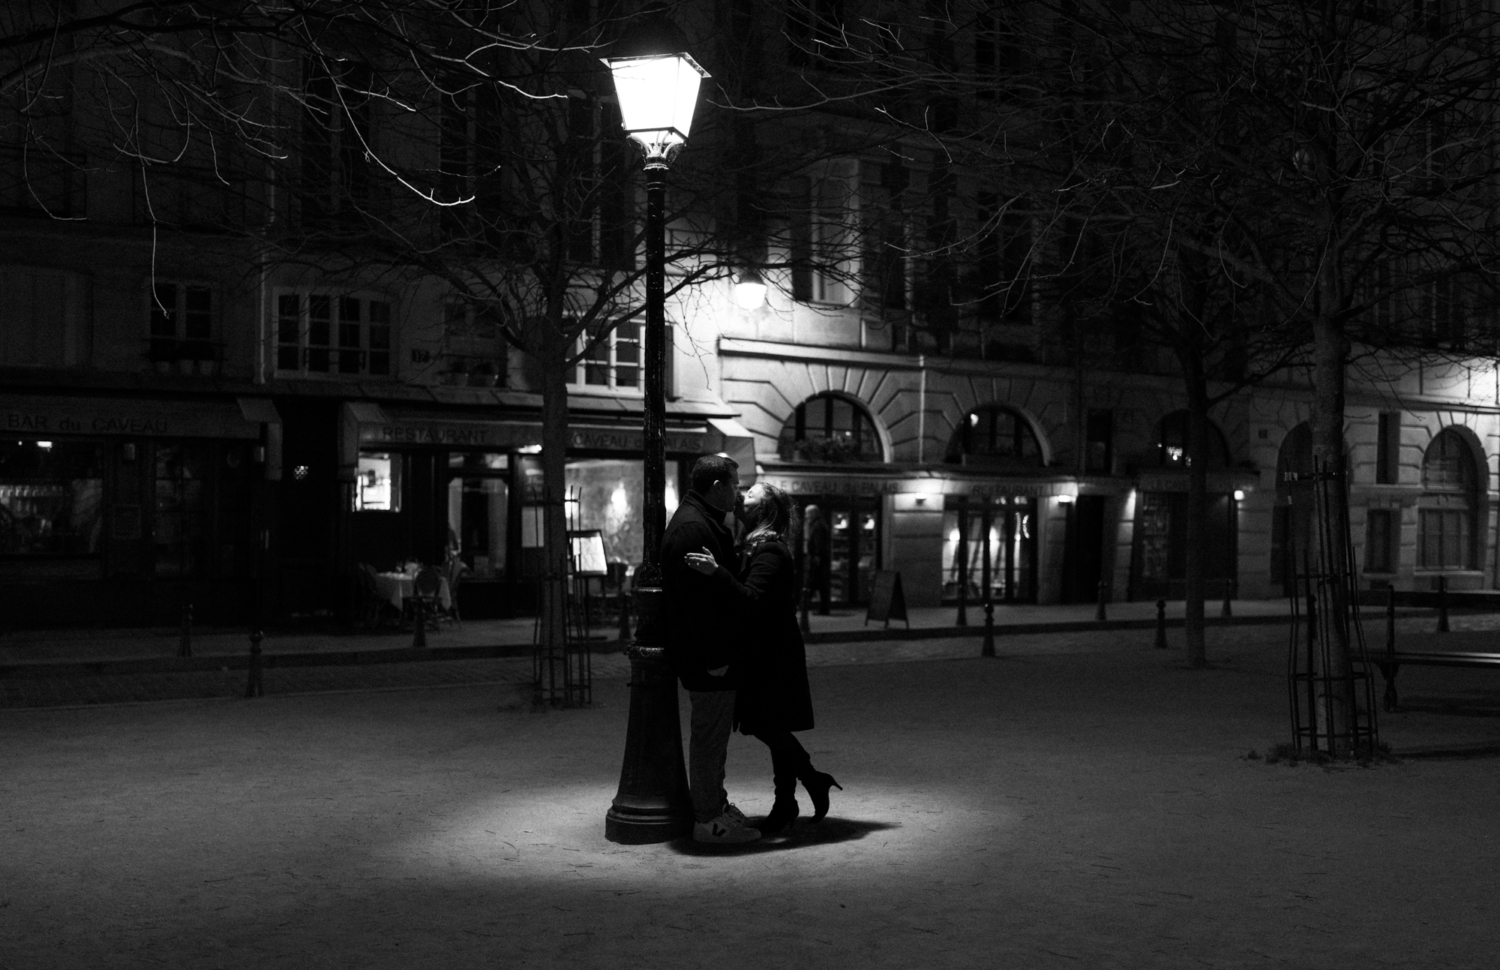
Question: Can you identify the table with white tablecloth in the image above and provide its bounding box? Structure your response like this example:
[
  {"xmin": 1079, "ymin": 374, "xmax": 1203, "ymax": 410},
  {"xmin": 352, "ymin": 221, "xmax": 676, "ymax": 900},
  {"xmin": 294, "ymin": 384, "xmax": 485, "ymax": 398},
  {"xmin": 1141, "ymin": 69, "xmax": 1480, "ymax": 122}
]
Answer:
[{"xmin": 372, "ymin": 572, "xmax": 452, "ymax": 612}]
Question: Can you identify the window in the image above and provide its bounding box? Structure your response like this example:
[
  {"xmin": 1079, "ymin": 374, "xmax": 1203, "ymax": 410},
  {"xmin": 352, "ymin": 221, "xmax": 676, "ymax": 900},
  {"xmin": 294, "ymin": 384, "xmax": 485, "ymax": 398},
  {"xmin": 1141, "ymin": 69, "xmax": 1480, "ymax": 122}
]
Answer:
[
  {"xmin": 1376, "ymin": 412, "xmax": 1400, "ymax": 484},
  {"xmin": 790, "ymin": 161, "xmax": 860, "ymax": 306},
  {"xmin": 565, "ymin": 95, "xmax": 632, "ymax": 268},
  {"xmin": 0, "ymin": 266, "xmax": 84, "ymax": 368},
  {"xmin": 974, "ymin": 7, "xmax": 1030, "ymax": 100},
  {"xmin": 1365, "ymin": 509, "xmax": 1396, "ymax": 573},
  {"xmin": 865, "ymin": 162, "xmax": 910, "ymax": 313},
  {"xmin": 355, "ymin": 452, "xmax": 402, "ymax": 512},
  {"xmin": 1157, "ymin": 411, "xmax": 1230, "ymax": 468},
  {"xmin": 778, "ymin": 393, "xmax": 883, "ymax": 463},
  {"xmin": 573, "ymin": 320, "xmax": 642, "ymax": 391},
  {"xmin": 1417, "ymin": 429, "xmax": 1477, "ymax": 570},
  {"xmin": 148, "ymin": 282, "xmax": 213, "ymax": 360},
  {"xmin": 975, "ymin": 194, "xmax": 1034, "ymax": 325},
  {"xmin": 300, "ymin": 58, "xmax": 372, "ymax": 222},
  {"xmin": 276, "ymin": 291, "xmax": 392, "ymax": 376},
  {"xmin": 1414, "ymin": 0, "xmax": 1443, "ymax": 36},
  {"xmin": 0, "ymin": 439, "xmax": 103, "ymax": 556},
  {"xmin": 153, "ymin": 443, "xmax": 209, "ymax": 576},
  {"xmin": 440, "ymin": 303, "xmax": 505, "ymax": 387},
  {"xmin": 946, "ymin": 405, "xmax": 1043, "ymax": 467},
  {"xmin": 1086, "ymin": 409, "xmax": 1114, "ymax": 475}
]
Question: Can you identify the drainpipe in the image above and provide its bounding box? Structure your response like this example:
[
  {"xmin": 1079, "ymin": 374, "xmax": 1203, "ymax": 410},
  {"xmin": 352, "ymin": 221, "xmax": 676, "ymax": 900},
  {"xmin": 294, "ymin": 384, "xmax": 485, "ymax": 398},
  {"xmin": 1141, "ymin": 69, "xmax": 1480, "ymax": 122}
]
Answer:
[{"xmin": 918, "ymin": 355, "xmax": 927, "ymax": 464}]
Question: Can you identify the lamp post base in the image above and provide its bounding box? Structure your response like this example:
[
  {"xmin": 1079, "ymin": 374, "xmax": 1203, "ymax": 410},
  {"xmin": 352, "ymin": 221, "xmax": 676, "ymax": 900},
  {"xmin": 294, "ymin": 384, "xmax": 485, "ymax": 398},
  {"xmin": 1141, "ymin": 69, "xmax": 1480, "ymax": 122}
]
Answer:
[{"xmin": 605, "ymin": 650, "xmax": 693, "ymax": 844}]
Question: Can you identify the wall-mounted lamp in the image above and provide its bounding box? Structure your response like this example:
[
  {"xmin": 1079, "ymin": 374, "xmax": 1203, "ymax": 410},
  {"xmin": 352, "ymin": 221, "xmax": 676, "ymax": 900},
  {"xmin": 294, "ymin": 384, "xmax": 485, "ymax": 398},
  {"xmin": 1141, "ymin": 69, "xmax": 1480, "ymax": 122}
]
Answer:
[
  {"xmin": 254, "ymin": 444, "xmax": 267, "ymax": 464},
  {"xmin": 1057, "ymin": 493, "xmax": 1075, "ymax": 505},
  {"xmin": 733, "ymin": 268, "xmax": 767, "ymax": 310},
  {"xmin": 1233, "ymin": 489, "xmax": 1246, "ymax": 501}
]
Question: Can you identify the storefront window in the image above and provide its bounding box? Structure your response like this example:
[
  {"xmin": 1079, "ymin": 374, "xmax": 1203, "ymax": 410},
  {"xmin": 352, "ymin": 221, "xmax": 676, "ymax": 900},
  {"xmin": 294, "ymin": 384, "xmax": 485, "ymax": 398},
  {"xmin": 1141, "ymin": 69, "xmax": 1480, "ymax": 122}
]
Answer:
[
  {"xmin": 564, "ymin": 459, "xmax": 678, "ymax": 567},
  {"xmin": 941, "ymin": 496, "xmax": 1035, "ymax": 603},
  {"xmin": 0, "ymin": 440, "xmax": 104, "ymax": 555},
  {"xmin": 354, "ymin": 452, "xmax": 401, "ymax": 511}
]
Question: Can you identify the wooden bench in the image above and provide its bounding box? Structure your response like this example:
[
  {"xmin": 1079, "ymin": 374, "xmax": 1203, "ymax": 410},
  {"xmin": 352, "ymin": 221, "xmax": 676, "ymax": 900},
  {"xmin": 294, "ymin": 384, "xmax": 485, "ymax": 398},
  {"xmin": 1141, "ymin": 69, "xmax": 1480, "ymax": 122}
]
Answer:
[{"xmin": 1356, "ymin": 583, "xmax": 1500, "ymax": 712}]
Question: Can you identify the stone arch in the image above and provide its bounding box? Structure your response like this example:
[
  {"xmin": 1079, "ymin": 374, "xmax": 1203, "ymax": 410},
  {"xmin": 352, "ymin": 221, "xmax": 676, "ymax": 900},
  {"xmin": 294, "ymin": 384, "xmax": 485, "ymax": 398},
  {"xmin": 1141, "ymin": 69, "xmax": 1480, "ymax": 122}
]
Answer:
[{"xmin": 776, "ymin": 390, "xmax": 888, "ymax": 463}]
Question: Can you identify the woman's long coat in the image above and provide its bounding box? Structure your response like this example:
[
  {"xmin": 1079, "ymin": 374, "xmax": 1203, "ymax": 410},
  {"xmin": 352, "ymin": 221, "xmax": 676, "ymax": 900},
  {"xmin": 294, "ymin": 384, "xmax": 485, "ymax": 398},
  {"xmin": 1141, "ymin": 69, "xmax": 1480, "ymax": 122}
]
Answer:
[{"xmin": 713, "ymin": 538, "xmax": 815, "ymax": 734}]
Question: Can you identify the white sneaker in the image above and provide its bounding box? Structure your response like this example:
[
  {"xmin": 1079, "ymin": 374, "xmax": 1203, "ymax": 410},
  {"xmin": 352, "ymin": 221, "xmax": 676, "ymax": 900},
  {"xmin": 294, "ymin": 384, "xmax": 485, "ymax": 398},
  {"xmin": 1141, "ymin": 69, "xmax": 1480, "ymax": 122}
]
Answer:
[
  {"xmin": 693, "ymin": 811, "xmax": 761, "ymax": 844},
  {"xmin": 723, "ymin": 802, "xmax": 747, "ymax": 823}
]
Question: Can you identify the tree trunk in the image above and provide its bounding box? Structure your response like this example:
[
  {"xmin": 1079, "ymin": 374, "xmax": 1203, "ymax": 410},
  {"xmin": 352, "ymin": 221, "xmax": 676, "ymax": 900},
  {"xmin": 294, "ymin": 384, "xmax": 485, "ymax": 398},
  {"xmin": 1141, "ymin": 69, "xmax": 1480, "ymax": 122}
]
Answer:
[
  {"xmin": 535, "ymin": 329, "xmax": 572, "ymax": 675},
  {"xmin": 1311, "ymin": 308, "xmax": 1355, "ymax": 750},
  {"xmin": 1183, "ymin": 356, "xmax": 1210, "ymax": 668}
]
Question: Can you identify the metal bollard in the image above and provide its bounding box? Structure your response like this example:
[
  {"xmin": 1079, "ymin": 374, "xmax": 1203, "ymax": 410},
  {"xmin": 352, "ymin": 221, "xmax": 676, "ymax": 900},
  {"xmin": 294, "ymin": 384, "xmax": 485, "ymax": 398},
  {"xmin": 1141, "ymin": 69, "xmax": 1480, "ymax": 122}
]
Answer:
[
  {"xmin": 178, "ymin": 601, "xmax": 193, "ymax": 658},
  {"xmin": 800, "ymin": 586, "xmax": 812, "ymax": 635},
  {"xmin": 245, "ymin": 629, "xmax": 264, "ymax": 698},
  {"xmin": 1095, "ymin": 580, "xmax": 1108, "ymax": 623},
  {"xmin": 412, "ymin": 598, "xmax": 428, "ymax": 649},
  {"xmin": 1154, "ymin": 598, "xmax": 1168, "ymax": 649},
  {"xmin": 1221, "ymin": 579, "xmax": 1233, "ymax": 618},
  {"xmin": 981, "ymin": 599, "xmax": 995, "ymax": 658}
]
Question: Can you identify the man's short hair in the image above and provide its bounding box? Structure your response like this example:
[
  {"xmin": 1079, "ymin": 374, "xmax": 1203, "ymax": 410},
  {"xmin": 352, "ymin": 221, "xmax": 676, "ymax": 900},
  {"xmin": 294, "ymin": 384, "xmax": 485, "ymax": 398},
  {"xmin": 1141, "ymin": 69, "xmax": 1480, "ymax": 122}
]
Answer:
[{"xmin": 690, "ymin": 454, "xmax": 739, "ymax": 494}]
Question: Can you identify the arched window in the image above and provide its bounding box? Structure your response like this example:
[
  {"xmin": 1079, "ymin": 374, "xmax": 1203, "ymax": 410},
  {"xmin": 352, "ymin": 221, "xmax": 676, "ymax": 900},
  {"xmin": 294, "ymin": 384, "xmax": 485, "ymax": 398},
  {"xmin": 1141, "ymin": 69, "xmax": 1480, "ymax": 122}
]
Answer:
[
  {"xmin": 1418, "ymin": 429, "xmax": 1479, "ymax": 570},
  {"xmin": 1157, "ymin": 410, "xmax": 1230, "ymax": 468},
  {"xmin": 777, "ymin": 393, "xmax": 884, "ymax": 463},
  {"xmin": 945, "ymin": 405, "xmax": 1043, "ymax": 467}
]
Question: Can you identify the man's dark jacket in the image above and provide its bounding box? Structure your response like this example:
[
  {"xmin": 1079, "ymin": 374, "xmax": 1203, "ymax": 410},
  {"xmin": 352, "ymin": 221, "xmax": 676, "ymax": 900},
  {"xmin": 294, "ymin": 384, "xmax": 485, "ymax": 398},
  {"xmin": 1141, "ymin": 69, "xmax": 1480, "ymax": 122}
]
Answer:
[{"xmin": 661, "ymin": 490, "xmax": 739, "ymax": 691}]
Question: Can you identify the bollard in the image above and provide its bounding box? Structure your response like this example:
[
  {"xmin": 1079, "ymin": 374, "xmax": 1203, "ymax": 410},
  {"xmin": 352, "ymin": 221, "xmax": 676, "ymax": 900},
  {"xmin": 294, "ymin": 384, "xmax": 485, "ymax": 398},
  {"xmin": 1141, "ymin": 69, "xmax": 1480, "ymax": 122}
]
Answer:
[
  {"xmin": 178, "ymin": 601, "xmax": 193, "ymax": 658},
  {"xmin": 245, "ymin": 629, "xmax": 264, "ymax": 698},
  {"xmin": 981, "ymin": 599, "xmax": 995, "ymax": 658},
  {"xmin": 1154, "ymin": 598, "xmax": 1168, "ymax": 649},
  {"xmin": 956, "ymin": 583, "xmax": 968, "ymax": 628},
  {"xmin": 800, "ymin": 586, "xmax": 812, "ymax": 635},
  {"xmin": 412, "ymin": 597, "xmax": 428, "ymax": 649},
  {"xmin": 618, "ymin": 589, "xmax": 632, "ymax": 642},
  {"xmin": 1095, "ymin": 580, "xmax": 1108, "ymax": 623},
  {"xmin": 1221, "ymin": 579, "xmax": 1233, "ymax": 618},
  {"xmin": 1437, "ymin": 574, "xmax": 1450, "ymax": 633}
]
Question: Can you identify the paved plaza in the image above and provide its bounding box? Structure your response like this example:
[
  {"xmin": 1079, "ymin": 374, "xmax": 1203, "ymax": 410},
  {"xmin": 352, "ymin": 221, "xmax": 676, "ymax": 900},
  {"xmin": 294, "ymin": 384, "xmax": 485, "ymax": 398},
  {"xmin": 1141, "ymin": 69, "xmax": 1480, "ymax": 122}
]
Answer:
[{"xmin": 3, "ymin": 611, "xmax": 1500, "ymax": 968}]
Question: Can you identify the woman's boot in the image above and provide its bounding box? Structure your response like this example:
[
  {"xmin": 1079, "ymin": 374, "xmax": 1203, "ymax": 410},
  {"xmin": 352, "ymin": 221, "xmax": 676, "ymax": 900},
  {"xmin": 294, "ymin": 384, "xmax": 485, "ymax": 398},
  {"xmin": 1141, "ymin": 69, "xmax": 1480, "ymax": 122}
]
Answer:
[{"xmin": 800, "ymin": 770, "xmax": 843, "ymax": 822}]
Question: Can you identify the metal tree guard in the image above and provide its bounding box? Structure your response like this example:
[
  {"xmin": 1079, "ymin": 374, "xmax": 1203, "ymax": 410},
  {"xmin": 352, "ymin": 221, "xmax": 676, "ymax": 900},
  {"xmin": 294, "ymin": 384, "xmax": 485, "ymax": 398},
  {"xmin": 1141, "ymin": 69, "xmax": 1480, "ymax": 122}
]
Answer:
[
  {"xmin": 1285, "ymin": 459, "xmax": 1379, "ymax": 756},
  {"xmin": 532, "ymin": 486, "xmax": 593, "ymax": 708}
]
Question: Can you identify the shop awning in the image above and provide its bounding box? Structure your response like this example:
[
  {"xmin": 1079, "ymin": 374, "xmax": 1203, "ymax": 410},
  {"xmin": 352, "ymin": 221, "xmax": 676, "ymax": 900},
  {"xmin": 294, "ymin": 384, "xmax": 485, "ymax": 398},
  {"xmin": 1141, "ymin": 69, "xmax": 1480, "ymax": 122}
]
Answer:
[
  {"xmin": 706, "ymin": 417, "xmax": 758, "ymax": 486},
  {"xmin": 340, "ymin": 402, "xmax": 715, "ymax": 479},
  {"xmin": 0, "ymin": 393, "xmax": 277, "ymax": 441}
]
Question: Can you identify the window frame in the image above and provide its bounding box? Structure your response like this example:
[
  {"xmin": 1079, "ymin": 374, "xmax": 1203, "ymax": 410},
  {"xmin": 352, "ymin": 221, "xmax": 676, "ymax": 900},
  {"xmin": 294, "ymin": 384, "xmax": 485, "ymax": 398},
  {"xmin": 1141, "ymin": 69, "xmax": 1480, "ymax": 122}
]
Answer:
[
  {"xmin": 275, "ymin": 289, "xmax": 393, "ymax": 378},
  {"xmin": 1417, "ymin": 429, "xmax": 1479, "ymax": 570},
  {"xmin": 571, "ymin": 319, "xmax": 644, "ymax": 393},
  {"xmin": 147, "ymin": 280, "xmax": 215, "ymax": 360}
]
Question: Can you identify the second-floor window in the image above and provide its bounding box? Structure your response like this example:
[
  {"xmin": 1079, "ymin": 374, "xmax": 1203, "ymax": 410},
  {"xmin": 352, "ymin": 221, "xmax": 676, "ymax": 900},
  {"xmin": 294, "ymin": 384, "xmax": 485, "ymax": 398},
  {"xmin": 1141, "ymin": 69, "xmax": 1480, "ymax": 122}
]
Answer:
[
  {"xmin": 149, "ymin": 282, "xmax": 212, "ymax": 359},
  {"xmin": 276, "ymin": 292, "xmax": 392, "ymax": 376},
  {"xmin": 301, "ymin": 59, "xmax": 372, "ymax": 222},
  {"xmin": 573, "ymin": 320, "xmax": 641, "ymax": 391},
  {"xmin": 565, "ymin": 95, "xmax": 633, "ymax": 268},
  {"xmin": 790, "ymin": 160, "xmax": 860, "ymax": 306}
]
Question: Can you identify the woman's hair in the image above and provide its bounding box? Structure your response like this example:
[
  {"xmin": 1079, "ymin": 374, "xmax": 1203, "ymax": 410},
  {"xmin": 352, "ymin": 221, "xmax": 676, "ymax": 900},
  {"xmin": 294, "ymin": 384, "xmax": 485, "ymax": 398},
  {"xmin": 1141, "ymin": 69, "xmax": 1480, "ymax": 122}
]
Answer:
[{"xmin": 745, "ymin": 482, "xmax": 801, "ymax": 552}]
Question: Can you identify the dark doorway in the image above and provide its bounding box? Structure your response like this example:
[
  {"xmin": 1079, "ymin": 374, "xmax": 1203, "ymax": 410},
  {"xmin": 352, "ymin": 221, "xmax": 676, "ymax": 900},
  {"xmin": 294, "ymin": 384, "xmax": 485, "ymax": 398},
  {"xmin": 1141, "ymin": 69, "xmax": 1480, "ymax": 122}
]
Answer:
[{"xmin": 1062, "ymin": 495, "xmax": 1106, "ymax": 603}]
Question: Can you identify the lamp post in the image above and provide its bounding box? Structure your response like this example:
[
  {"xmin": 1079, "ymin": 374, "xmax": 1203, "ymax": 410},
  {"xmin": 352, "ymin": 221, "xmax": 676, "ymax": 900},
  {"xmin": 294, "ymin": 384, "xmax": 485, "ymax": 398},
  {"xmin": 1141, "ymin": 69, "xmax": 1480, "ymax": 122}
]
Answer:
[{"xmin": 601, "ymin": 4, "xmax": 708, "ymax": 845}]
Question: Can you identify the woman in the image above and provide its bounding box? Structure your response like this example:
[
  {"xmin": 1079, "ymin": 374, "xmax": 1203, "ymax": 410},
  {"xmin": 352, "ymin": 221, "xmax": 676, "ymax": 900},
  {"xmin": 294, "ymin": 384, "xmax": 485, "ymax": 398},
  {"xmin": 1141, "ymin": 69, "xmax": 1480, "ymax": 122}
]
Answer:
[{"xmin": 684, "ymin": 482, "xmax": 841, "ymax": 833}]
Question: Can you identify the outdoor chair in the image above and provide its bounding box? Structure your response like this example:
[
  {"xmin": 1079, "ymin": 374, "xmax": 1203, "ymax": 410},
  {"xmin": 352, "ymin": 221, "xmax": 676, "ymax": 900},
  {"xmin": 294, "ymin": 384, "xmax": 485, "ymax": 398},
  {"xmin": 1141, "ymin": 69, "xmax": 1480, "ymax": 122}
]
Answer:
[
  {"xmin": 440, "ymin": 555, "xmax": 467, "ymax": 626},
  {"xmin": 411, "ymin": 565, "xmax": 443, "ymax": 632},
  {"xmin": 356, "ymin": 563, "xmax": 397, "ymax": 629}
]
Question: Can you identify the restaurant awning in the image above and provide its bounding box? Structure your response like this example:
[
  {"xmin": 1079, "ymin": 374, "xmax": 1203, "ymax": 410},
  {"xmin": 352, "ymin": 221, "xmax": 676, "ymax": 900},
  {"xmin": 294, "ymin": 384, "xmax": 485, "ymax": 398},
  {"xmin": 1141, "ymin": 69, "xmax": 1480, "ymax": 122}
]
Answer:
[{"xmin": 706, "ymin": 416, "xmax": 758, "ymax": 486}]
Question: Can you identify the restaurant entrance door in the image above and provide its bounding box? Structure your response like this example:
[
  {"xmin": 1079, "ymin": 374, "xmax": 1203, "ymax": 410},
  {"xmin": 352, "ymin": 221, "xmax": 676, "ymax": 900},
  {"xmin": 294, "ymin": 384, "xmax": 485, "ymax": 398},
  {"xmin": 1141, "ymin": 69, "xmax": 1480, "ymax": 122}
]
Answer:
[{"xmin": 801, "ymin": 495, "xmax": 881, "ymax": 608}]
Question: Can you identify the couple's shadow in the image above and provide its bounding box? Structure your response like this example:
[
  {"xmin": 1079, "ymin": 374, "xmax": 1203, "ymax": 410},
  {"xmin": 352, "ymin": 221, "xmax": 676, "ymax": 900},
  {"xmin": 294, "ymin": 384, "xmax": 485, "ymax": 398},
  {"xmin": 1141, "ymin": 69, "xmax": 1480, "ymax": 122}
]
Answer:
[{"xmin": 669, "ymin": 817, "xmax": 897, "ymax": 855}]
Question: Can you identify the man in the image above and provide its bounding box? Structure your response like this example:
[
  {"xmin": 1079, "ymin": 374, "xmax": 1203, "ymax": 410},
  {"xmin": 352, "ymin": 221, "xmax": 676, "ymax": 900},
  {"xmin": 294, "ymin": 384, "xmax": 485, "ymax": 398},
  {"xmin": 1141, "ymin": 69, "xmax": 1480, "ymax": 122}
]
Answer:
[{"xmin": 661, "ymin": 454, "xmax": 760, "ymax": 844}]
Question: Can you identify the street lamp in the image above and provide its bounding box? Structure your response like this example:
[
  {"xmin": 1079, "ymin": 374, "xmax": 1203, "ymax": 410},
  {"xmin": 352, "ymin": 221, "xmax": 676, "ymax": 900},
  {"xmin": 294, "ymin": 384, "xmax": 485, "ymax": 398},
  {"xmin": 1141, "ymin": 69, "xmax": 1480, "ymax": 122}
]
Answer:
[{"xmin": 602, "ymin": 3, "xmax": 709, "ymax": 845}]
